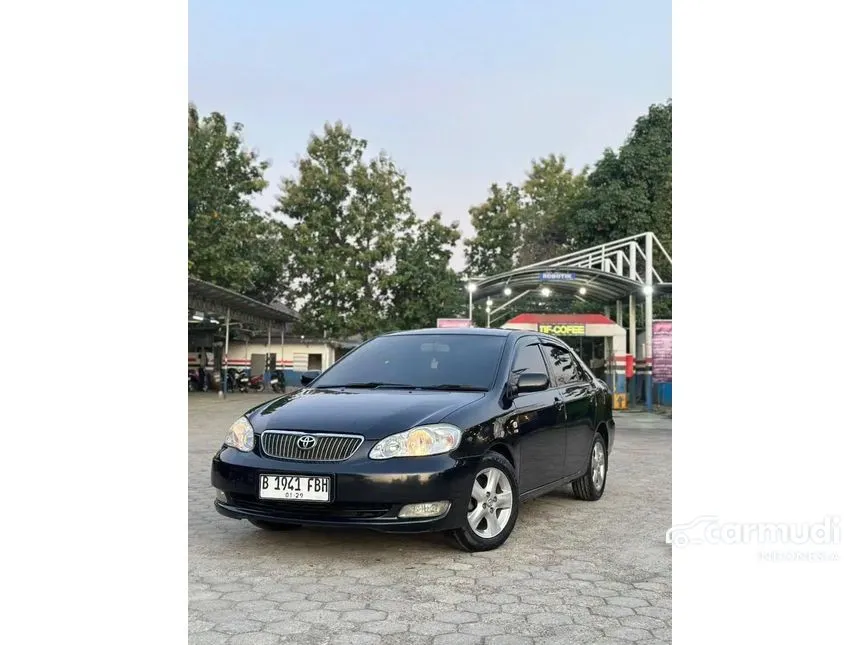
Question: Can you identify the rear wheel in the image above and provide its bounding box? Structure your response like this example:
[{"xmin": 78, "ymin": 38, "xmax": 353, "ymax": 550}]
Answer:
[
  {"xmin": 248, "ymin": 519, "xmax": 301, "ymax": 531},
  {"xmin": 571, "ymin": 433, "xmax": 608, "ymax": 501},
  {"xmin": 449, "ymin": 452, "xmax": 519, "ymax": 552}
]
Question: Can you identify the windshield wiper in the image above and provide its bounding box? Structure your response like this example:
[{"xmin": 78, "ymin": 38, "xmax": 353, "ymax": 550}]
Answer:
[
  {"xmin": 316, "ymin": 382, "xmax": 418, "ymax": 389},
  {"xmin": 421, "ymin": 384, "xmax": 489, "ymax": 392}
]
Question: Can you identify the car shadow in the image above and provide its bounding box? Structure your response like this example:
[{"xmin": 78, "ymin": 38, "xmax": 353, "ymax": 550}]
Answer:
[
  {"xmin": 232, "ymin": 523, "xmax": 454, "ymax": 560},
  {"xmin": 227, "ymin": 487, "xmax": 578, "ymax": 559}
]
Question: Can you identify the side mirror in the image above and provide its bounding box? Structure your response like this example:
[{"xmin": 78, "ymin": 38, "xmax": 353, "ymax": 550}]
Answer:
[
  {"xmin": 513, "ymin": 372, "xmax": 549, "ymax": 395},
  {"xmin": 300, "ymin": 370, "xmax": 320, "ymax": 386}
]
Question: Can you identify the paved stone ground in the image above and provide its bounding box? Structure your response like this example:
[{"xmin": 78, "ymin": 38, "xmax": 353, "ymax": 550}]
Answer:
[{"xmin": 189, "ymin": 393, "xmax": 672, "ymax": 645}]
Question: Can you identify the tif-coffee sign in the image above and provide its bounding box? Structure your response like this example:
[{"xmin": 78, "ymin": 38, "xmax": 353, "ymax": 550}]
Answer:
[
  {"xmin": 538, "ymin": 323, "xmax": 586, "ymax": 336},
  {"xmin": 539, "ymin": 271, "xmax": 575, "ymax": 281}
]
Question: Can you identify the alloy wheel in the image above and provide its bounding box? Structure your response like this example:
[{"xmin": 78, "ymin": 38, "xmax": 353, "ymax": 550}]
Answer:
[
  {"xmin": 467, "ymin": 467, "xmax": 514, "ymax": 539},
  {"xmin": 592, "ymin": 441, "xmax": 606, "ymax": 491}
]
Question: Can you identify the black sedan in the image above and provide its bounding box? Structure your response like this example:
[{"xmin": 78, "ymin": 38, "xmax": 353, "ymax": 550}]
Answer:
[{"xmin": 211, "ymin": 327, "xmax": 615, "ymax": 551}]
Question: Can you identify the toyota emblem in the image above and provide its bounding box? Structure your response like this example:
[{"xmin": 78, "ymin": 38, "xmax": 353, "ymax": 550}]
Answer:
[{"xmin": 297, "ymin": 435, "xmax": 317, "ymax": 450}]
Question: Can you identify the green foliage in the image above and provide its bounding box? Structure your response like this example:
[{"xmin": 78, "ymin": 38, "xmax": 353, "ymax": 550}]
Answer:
[
  {"xmin": 464, "ymin": 156, "xmax": 590, "ymax": 275},
  {"xmin": 384, "ymin": 212, "xmax": 463, "ymax": 331},
  {"xmin": 465, "ymin": 100, "xmax": 672, "ymax": 321},
  {"xmin": 275, "ymin": 122, "xmax": 463, "ymax": 337},
  {"xmin": 518, "ymin": 155, "xmax": 589, "ymax": 265},
  {"xmin": 274, "ymin": 122, "xmax": 408, "ymax": 337},
  {"xmin": 188, "ymin": 99, "xmax": 673, "ymax": 334},
  {"xmin": 572, "ymin": 101, "xmax": 672, "ymax": 261},
  {"xmin": 464, "ymin": 183, "xmax": 523, "ymax": 277},
  {"xmin": 573, "ymin": 101, "xmax": 672, "ymax": 318},
  {"xmin": 187, "ymin": 104, "xmax": 288, "ymax": 302}
]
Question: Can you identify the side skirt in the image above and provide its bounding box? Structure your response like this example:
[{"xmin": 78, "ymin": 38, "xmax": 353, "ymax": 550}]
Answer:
[{"xmin": 519, "ymin": 469, "xmax": 588, "ymax": 502}]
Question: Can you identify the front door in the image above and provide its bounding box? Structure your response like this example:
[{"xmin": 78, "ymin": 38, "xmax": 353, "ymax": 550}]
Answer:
[{"xmin": 510, "ymin": 338, "xmax": 567, "ymax": 492}]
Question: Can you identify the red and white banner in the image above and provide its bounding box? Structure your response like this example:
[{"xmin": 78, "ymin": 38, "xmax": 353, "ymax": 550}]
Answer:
[{"xmin": 652, "ymin": 320, "xmax": 672, "ymax": 383}]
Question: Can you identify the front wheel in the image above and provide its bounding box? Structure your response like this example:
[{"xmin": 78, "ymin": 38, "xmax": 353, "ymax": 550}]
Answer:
[
  {"xmin": 449, "ymin": 452, "xmax": 519, "ymax": 552},
  {"xmin": 571, "ymin": 433, "xmax": 608, "ymax": 501}
]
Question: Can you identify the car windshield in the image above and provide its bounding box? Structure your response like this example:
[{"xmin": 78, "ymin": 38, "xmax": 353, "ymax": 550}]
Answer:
[{"xmin": 312, "ymin": 334, "xmax": 506, "ymax": 391}]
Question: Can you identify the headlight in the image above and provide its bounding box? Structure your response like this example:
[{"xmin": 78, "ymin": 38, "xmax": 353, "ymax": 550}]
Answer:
[
  {"xmin": 224, "ymin": 416, "xmax": 255, "ymax": 452},
  {"xmin": 369, "ymin": 424, "xmax": 462, "ymax": 460}
]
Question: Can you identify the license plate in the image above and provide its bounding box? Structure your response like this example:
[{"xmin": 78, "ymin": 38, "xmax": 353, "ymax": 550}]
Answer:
[{"xmin": 259, "ymin": 474, "xmax": 331, "ymax": 502}]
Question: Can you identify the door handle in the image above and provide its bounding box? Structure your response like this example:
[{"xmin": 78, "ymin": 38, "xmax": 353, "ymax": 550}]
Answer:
[{"xmin": 553, "ymin": 396, "xmax": 564, "ymax": 410}]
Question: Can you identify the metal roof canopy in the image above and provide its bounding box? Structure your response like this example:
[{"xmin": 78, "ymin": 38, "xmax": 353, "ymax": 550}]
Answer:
[
  {"xmin": 466, "ymin": 232, "xmax": 671, "ymax": 412},
  {"xmin": 188, "ymin": 278, "xmax": 299, "ymax": 330},
  {"xmin": 474, "ymin": 266, "xmax": 670, "ymax": 304},
  {"xmin": 470, "ymin": 232, "xmax": 672, "ymax": 306}
]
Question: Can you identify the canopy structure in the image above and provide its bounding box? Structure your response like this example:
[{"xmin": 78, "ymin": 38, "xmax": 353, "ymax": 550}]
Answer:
[
  {"xmin": 188, "ymin": 278, "xmax": 299, "ymax": 332},
  {"xmin": 469, "ymin": 232, "xmax": 672, "ymax": 305},
  {"xmin": 472, "ymin": 265, "xmax": 671, "ymax": 304},
  {"xmin": 467, "ymin": 233, "xmax": 672, "ymax": 411}
]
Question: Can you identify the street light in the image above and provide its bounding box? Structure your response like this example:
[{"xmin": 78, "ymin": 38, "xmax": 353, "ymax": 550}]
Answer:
[
  {"xmin": 540, "ymin": 287, "xmax": 551, "ymax": 297},
  {"xmin": 578, "ymin": 287, "xmax": 587, "ymax": 296},
  {"xmin": 466, "ymin": 282, "xmax": 477, "ymax": 324},
  {"xmin": 642, "ymin": 285, "xmax": 654, "ymax": 296},
  {"xmin": 503, "ymin": 286, "xmax": 512, "ymax": 297},
  {"xmin": 485, "ymin": 299, "xmax": 493, "ymax": 328}
]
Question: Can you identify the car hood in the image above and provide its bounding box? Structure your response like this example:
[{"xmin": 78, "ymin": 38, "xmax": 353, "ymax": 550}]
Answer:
[{"xmin": 248, "ymin": 388, "xmax": 485, "ymax": 439}]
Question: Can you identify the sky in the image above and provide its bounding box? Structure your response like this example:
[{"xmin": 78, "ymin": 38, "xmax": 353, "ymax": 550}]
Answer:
[{"xmin": 189, "ymin": 0, "xmax": 671, "ymax": 270}]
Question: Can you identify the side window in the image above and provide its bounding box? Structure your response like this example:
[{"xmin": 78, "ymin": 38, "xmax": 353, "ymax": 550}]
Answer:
[
  {"xmin": 511, "ymin": 343, "xmax": 549, "ymax": 378},
  {"xmin": 542, "ymin": 344, "xmax": 584, "ymax": 385},
  {"xmin": 570, "ymin": 350, "xmax": 594, "ymax": 382}
]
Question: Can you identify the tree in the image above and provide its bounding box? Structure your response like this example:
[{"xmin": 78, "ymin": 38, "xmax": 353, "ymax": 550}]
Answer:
[
  {"xmin": 464, "ymin": 183, "xmax": 523, "ymax": 277},
  {"xmin": 463, "ymin": 101, "xmax": 672, "ymax": 322},
  {"xmin": 384, "ymin": 213, "xmax": 463, "ymax": 330},
  {"xmin": 463, "ymin": 155, "xmax": 590, "ymax": 278},
  {"xmin": 518, "ymin": 155, "xmax": 589, "ymax": 265},
  {"xmin": 572, "ymin": 101, "xmax": 672, "ymax": 261},
  {"xmin": 572, "ymin": 100, "xmax": 672, "ymax": 318},
  {"xmin": 274, "ymin": 122, "xmax": 417, "ymax": 338},
  {"xmin": 187, "ymin": 104, "xmax": 288, "ymax": 301}
]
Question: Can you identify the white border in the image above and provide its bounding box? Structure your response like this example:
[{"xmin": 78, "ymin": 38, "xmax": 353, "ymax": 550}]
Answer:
[
  {"xmin": 675, "ymin": 2, "xmax": 858, "ymax": 643},
  {"xmin": 1, "ymin": 1, "xmax": 187, "ymax": 642},
  {"xmin": 2, "ymin": 1, "xmax": 858, "ymax": 642}
]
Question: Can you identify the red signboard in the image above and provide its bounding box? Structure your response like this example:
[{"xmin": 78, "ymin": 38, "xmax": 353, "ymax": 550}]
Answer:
[{"xmin": 436, "ymin": 318, "xmax": 472, "ymax": 328}]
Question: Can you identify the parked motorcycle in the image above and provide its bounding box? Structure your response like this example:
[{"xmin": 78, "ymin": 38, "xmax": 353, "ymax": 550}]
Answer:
[
  {"xmin": 188, "ymin": 369, "xmax": 208, "ymax": 392},
  {"xmin": 232, "ymin": 369, "xmax": 249, "ymax": 393},
  {"xmin": 271, "ymin": 371, "xmax": 286, "ymax": 393},
  {"xmin": 249, "ymin": 374, "xmax": 265, "ymax": 392}
]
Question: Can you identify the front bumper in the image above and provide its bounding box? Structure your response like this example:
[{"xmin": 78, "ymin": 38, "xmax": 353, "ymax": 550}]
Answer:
[{"xmin": 211, "ymin": 446, "xmax": 477, "ymax": 533}]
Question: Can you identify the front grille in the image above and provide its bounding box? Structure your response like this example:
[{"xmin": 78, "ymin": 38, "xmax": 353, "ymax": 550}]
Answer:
[
  {"xmin": 260, "ymin": 431, "xmax": 363, "ymax": 462},
  {"xmin": 229, "ymin": 494, "xmax": 392, "ymax": 520}
]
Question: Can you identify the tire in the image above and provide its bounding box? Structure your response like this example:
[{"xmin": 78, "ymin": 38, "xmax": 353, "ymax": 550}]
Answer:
[
  {"xmin": 449, "ymin": 452, "xmax": 519, "ymax": 552},
  {"xmin": 572, "ymin": 432, "xmax": 608, "ymax": 501},
  {"xmin": 249, "ymin": 519, "xmax": 301, "ymax": 531}
]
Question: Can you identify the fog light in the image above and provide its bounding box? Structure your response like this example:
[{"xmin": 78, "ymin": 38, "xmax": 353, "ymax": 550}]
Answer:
[
  {"xmin": 398, "ymin": 501, "xmax": 451, "ymax": 519},
  {"xmin": 215, "ymin": 490, "xmax": 228, "ymax": 503}
]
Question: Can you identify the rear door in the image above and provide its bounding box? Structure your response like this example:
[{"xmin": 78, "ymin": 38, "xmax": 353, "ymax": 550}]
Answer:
[
  {"xmin": 541, "ymin": 341, "xmax": 597, "ymax": 477},
  {"xmin": 511, "ymin": 337, "xmax": 567, "ymax": 491}
]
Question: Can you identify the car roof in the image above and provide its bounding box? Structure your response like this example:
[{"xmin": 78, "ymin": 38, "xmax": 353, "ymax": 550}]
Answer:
[
  {"xmin": 384, "ymin": 327, "xmax": 520, "ymax": 338},
  {"xmin": 381, "ymin": 328, "xmax": 570, "ymax": 349}
]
